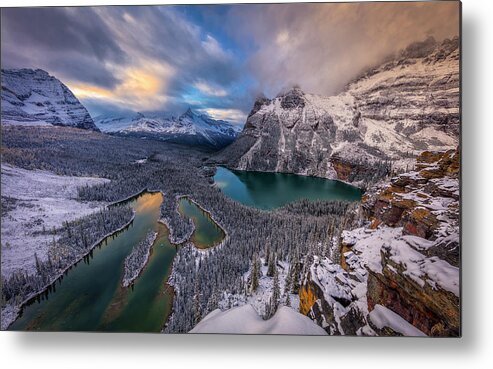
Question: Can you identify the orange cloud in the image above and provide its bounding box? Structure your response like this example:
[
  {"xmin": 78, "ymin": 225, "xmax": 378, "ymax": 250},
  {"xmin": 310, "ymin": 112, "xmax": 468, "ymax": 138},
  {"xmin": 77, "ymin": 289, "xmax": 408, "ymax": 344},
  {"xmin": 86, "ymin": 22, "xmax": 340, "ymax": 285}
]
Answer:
[{"xmin": 67, "ymin": 61, "xmax": 175, "ymax": 111}]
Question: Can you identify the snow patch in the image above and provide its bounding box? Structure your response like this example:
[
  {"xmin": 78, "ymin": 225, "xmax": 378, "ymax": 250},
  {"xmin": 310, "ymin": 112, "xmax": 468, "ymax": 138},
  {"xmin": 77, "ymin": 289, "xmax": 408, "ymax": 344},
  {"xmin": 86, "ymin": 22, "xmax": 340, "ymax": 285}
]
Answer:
[
  {"xmin": 1, "ymin": 164, "xmax": 109, "ymax": 278},
  {"xmin": 190, "ymin": 305, "xmax": 327, "ymax": 335}
]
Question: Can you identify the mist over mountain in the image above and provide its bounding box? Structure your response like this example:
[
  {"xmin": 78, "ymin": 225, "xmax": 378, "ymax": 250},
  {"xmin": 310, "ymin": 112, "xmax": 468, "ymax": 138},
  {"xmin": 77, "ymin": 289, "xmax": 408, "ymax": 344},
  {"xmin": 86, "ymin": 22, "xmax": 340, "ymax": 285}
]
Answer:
[{"xmin": 213, "ymin": 37, "xmax": 459, "ymax": 184}]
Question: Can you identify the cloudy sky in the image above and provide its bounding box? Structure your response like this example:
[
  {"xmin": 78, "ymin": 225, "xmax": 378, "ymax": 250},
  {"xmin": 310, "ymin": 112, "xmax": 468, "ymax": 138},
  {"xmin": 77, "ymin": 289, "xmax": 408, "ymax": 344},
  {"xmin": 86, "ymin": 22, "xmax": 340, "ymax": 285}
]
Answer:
[{"xmin": 1, "ymin": 2, "xmax": 460, "ymax": 124}]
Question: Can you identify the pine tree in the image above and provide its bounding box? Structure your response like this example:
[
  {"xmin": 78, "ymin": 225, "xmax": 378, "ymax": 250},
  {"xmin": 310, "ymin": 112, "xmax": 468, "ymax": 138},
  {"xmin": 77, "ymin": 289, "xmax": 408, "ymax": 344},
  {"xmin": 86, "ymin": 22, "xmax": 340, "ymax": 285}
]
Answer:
[
  {"xmin": 284, "ymin": 265, "xmax": 292, "ymax": 293},
  {"xmin": 34, "ymin": 252, "xmax": 41, "ymax": 274},
  {"xmin": 272, "ymin": 262, "xmax": 280, "ymax": 311},
  {"xmin": 250, "ymin": 253, "xmax": 259, "ymax": 293},
  {"xmin": 267, "ymin": 252, "xmax": 276, "ymax": 277},
  {"xmin": 291, "ymin": 261, "xmax": 300, "ymax": 294},
  {"xmin": 206, "ymin": 288, "xmax": 218, "ymax": 313},
  {"xmin": 192, "ymin": 279, "xmax": 202, "ymax": 326},
  {"xmin": 285, "ymin": 292, "xmax": 291, "ymax": 307},
  {"xmin": 264, "ymin": 244, "xmax": 270, "ymax": 266}
]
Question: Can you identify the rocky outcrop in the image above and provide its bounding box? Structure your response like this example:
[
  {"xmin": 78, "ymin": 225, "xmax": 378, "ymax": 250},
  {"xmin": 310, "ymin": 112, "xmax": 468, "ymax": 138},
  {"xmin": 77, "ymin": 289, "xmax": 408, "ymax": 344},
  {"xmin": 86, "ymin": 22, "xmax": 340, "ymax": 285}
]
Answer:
[
  {"xmin": 299, "ymin": 256, "xmax": 365, "ymax": 336},
  {"xmin": 363, "ymin": 149, "xmax": 459, "ymax": 247},
  {"xmin": 366, "ymin": 249, "xmax": 459, "ymax": 336},
  {"xmin": 213, "ymin": 37, "xmax": 459, "ymax": 184},
  {"xmin": 300, "ymin": 149, "xmax": 460, "ymax": 336},
  {"xmin": 1, "ymin": 69, "xmax": 99, "ymax": 131},
  {"xmin": 362, "ymin": 149, "xmax": 460, "ymax": 336}
]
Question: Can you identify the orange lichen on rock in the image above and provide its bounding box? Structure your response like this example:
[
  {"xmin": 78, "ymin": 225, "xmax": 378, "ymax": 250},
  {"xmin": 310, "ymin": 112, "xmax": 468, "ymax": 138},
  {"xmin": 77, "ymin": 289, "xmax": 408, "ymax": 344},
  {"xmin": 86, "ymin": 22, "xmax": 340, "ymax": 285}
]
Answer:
[{"xmin": 299, "ymin": 284, "xmax": 318, "ymax": 316}]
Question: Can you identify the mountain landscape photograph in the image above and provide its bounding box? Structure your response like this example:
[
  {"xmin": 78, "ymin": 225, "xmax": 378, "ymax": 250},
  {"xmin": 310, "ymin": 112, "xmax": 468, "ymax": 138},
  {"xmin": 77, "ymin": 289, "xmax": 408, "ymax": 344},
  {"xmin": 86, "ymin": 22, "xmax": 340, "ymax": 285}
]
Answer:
[{"xmin": 0, "ymin": 1, "xmax": 460, "ymax": 336}]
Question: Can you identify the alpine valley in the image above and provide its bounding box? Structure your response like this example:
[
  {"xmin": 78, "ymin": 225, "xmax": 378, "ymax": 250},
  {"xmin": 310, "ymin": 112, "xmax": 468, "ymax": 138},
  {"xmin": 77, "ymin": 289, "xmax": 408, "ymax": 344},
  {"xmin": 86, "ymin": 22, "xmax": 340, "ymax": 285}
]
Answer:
[{"xmin": 1, "ymin": 17, "xmax": 460, "ymax": 337}]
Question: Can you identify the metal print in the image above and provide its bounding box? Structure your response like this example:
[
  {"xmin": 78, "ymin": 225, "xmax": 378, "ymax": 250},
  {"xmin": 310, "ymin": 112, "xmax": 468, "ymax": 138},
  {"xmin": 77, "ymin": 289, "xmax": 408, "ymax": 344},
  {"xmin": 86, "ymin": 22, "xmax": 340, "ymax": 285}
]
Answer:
[{"xmin": 0, "ymin": 1, "xmax": 460, "ymax": 336}]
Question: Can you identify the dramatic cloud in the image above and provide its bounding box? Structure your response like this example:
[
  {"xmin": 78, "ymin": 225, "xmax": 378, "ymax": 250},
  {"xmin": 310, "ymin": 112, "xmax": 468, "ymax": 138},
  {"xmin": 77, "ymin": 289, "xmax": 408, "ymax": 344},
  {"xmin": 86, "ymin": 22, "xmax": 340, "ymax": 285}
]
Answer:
[
  {"xmin": 227, "ymin": 1, "xmax": 460, "ymax": 97},
  {"xmin": 1, "ymin": 2, "xmax": 460, "ymax": 124},
  {"xmin": 199, "ymin": 108, "xmax": 247, "ymax": 124},
  {"xmin": 194, "ymin": 81, "xmax": 228, "ymax": 97},
  {"xmin": 1, "ymin": 7, "xmax": 125, "ymax": 88}
]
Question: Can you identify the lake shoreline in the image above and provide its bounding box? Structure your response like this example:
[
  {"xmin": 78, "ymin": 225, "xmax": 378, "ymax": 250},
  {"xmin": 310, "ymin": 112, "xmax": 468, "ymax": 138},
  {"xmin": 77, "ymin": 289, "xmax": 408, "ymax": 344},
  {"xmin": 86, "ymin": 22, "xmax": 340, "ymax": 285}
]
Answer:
[
  {"xmin": 3, "ymin": 211, "xmax": 137, "ymax": 330},
  {"xmin": 212, "ymin": 166, "xmax": 363, "ymax": 211},
  {"xmin": 212, "ymin": 164, "xmax": 366, "ymax": 191}
]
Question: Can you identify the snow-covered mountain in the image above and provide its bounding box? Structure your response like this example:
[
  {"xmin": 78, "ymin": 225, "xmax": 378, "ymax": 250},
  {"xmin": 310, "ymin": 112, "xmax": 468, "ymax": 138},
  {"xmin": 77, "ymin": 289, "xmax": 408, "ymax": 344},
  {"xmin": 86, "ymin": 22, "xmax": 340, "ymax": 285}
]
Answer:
[
  {"xmin": 96, "ymin": 108, "xmax": 241, "ymax": 150},
  {"xmin": 213, "ymin": 37, "xmax": 459, "ymax": 183},
  {"xmin": 1, "ymin": 69, "xmax": 99, "ymax": 131}
]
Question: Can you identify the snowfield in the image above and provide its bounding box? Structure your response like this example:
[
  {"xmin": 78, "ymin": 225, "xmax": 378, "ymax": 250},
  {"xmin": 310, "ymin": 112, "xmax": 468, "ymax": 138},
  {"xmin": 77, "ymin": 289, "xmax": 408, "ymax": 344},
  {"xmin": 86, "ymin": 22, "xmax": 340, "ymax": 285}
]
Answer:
[
  {"xmin": 1, "ymin": 164, "xmax": 109, "ymax": 278},
  {"xmin": 190, "ymin": 304, "xmax": 327, "ymax": 335}
]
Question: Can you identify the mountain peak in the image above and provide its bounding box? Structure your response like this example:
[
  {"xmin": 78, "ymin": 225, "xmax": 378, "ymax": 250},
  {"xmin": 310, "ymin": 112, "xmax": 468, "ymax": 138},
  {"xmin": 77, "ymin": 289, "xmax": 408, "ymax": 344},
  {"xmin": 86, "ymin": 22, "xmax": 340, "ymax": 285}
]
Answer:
[
  {"xmin": 2, "ymin": 68, "xmax": 50, "ymax": 77},
  {"xmin": 248, "ymin": 94, "xmax": 272, "ymax": 117},
  {"xmin": 276, "ymin": 84, "xmax": 305, "ymax": 98},
  {"xmin": 278, "ymin": 86, "xmax": 306, "ymax": 109},
  {"xmin": 182, "ymin": 107, "xmax": 196, "ymax": 119},
  {"xmin": 1, "ymin": 68, "xmax": 99, "ymax": 131},
  {"xmin": 400, "ymin": 36, "xmax": 437, "ymax": 59}
]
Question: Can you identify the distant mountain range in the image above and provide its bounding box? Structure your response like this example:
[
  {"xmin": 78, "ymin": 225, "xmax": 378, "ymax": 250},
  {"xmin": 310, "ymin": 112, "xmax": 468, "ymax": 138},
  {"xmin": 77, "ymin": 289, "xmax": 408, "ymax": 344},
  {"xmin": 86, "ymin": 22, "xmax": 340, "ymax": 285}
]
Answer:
[
  {"xmin": 1, "ymin": 69, "xmax": 99, "ymax": 131},
  {"xmin": 1, "ymin": 36, "xmax": 459, "ymax": 160},
  {"xmin": 212, "ymin": 37, "xmax": 459, "ymax": 183},
  {"xmin": 1, "ymin": 68, "xmax": 241, "ymax": 150},
  {"xmin": 95, "ymin": 108, "xmax": 242, "ymax": 150}
]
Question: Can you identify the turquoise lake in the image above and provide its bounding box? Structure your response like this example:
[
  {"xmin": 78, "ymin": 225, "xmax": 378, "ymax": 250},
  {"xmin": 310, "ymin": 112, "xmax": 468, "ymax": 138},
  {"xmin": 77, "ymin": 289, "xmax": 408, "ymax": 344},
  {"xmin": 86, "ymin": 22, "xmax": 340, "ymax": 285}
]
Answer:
[{"xmin": 213, "ymin": 167, "xmax": 362, "ymax": 210}]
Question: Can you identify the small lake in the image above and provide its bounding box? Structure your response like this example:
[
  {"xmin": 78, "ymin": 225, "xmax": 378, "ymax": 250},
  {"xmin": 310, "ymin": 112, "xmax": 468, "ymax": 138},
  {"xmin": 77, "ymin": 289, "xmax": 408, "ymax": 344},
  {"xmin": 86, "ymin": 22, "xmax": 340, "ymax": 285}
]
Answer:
[
  {"xmin": 10, "ymin": 192, "xmax": 223, "ymax": 332},
  {"xmin": 213, "ymin": 167, "xmax": 362, "ymax": 210},
  {"xmin": 178, "ymin": 198, "xmax": 225, "ymax": 249}
]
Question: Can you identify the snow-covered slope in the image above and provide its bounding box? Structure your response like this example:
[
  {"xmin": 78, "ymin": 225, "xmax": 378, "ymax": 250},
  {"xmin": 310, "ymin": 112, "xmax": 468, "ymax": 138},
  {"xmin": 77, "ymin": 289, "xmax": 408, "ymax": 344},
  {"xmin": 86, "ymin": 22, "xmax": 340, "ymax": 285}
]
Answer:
[
  {"xmin": 213, "ymin": 37, "xmax": 459, "ymax": 182},
  {"xmin": 1, "ymin": 69, "xmax": 99, "ymax": 131},
  {"xmin": 96, "ymin": 108, "xmax": 240, "ymax": 149},
  {"xmin": 1, "ymin": 164, "xmax": 109, "ymax": 279},
  {"xmin": 190, "ymin": 304, "xmax": 327, "ymax": 335},
  {"xmin": 93, "ymin": 113, "xmax": 144, "ymax": 133}
]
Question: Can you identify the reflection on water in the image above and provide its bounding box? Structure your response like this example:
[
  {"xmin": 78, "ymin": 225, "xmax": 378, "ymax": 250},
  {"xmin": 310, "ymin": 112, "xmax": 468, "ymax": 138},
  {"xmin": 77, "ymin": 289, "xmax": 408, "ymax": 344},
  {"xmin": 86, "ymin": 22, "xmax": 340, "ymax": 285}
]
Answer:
[
  {"xmin": 10, "ymin": 191, "xmax": 226, "ymax": 332},
  {"xmin": 178, "ymin": 198, "xmax": 225, "ymax": 249},
  {"xmin": 213, "ymin": 167, "xmax": 362, "ymax": 210},
  {"xmin": 10, "ymin": 192, "xmax": 175, "ymax": 332}
]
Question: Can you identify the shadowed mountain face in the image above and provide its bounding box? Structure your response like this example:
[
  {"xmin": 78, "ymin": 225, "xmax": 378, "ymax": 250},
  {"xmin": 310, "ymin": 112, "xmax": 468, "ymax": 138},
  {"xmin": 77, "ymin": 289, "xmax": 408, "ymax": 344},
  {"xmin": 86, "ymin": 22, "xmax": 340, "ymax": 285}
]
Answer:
[
  {"xmin": 213, "ymin": 37, "xmax": 459, "ymax": 183},
  {"xmin": 1, "ymin": 69, "xmax": 99, "ymax": 131}
]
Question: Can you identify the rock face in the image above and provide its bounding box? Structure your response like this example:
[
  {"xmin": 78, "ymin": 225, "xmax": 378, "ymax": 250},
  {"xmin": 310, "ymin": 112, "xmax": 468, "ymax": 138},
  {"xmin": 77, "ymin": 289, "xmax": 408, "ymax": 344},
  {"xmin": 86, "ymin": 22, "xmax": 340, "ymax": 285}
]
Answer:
[
  {"xmin": 299, "ymin": 149, "xmax": 460, "ymax": 336},
  {"xmin": 363, "ymin": 149, "xmax": 460, "ymax": 336},
  {"xmin": 96, "ymin": 108, "xmax": 240, "ymax": 150},
  {"xmin": 1, "ymin": 69, "xmax": 99, "ymax": 131},
  {"xmin": 349, "ymin": 37, "xmax": 460, "ymax": 138},
  {"xmin": 213, "ymin": 37, "xmax": 459, "ymax": 183},
  {"xmin": 299, "ymin": 257, "xmax": 366, "ymax": 335}
]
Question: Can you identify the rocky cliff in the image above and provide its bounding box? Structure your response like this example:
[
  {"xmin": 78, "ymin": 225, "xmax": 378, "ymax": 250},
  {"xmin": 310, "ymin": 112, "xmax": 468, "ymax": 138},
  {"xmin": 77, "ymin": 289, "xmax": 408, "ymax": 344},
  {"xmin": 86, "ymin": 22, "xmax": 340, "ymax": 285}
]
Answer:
[
  {"xmin": 213, "ymin": 37, "xmax": 459, "ymax": 184},
  {"xmin": 299, "ymin": 149, "xmax": 460, "ymax": 336},
  {"xmin": 1, "ymin": 69, "xmax": 99, "ymax": 131}
]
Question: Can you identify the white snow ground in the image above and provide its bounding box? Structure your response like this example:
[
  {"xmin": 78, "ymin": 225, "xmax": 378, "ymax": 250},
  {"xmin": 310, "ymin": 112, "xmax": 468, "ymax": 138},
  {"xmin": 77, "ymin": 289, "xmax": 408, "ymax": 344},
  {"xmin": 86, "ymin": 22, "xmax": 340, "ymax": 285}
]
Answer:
[
  {"xmin": 369, "ymin": 304, "xmax": 426, "ymax": 336},
  {"xmin": 1, "ymin": 164, "xmax": 109, "ymax": 278},
  {"xmin": 190, "ymin": 304, "xmax": 327, "ymax": 335}
]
